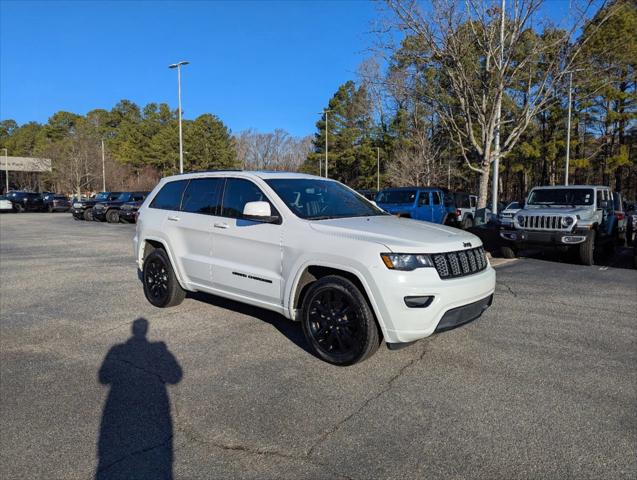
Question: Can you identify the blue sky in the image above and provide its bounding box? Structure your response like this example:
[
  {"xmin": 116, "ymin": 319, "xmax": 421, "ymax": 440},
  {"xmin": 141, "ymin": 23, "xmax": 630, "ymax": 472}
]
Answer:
[{"xmin": 0, "ymin": 0, "xmax": 597, "ymax": 137}]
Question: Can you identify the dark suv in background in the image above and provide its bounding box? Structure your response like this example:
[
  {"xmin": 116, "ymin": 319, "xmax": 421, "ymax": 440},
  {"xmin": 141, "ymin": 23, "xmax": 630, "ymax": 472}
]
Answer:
[
  {"xmin": 119, "ymin": 196, "xmax": 148, "ymax": 223},
  {"xmin": 41, "ymin": 193, "xmax": 71, "ymax": 212},
  {"xmin": 92, "ymin": 191, "xmax": 149, "ymax": 223},
  {"xmin": 5, "ymin": 191, "xmax": 45, "ymax": 212},
  {"xmin": 71, "ymin": 192, "xmax": 122, "ymax": 221}
]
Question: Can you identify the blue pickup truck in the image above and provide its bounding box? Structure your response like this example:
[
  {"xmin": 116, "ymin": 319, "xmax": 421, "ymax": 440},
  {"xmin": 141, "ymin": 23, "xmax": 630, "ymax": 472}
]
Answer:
[{"xmin": 375, "ymin": 187, "xmax": 458, "ymax": 225}]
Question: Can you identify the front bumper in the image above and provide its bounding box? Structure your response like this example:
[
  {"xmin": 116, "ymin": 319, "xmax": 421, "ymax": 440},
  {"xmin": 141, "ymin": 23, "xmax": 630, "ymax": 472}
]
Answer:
[
  {"xmin": 499, "ymin": 228, "xmax": 588, "ymax": 245},
  {"xmin": 368, "ymin": 265, "xmax": 496, "ymax": 344},
  {"xmin": 71, "ymin": 208, "xmax": 86, "ymax": 218},
  {"xmin": 92, "ymin": 209, "xmax": 107, "ymax": 221},
  {"xmin": 120, "ymin": 209, "xmax": 137, "ymax": 221}
]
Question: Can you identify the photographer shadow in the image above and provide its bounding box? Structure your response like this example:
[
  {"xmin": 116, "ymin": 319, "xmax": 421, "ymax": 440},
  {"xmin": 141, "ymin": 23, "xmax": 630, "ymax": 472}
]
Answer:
[{"xmin": 96, "ymin": 318, "xmax": 182, "ymax": 480}]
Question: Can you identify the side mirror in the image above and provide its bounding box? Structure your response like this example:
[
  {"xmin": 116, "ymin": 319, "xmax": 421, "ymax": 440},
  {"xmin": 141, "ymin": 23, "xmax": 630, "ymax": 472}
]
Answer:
[{"xmin": 242, "ymin": 201, "xmax": 279, "ymax": 223}]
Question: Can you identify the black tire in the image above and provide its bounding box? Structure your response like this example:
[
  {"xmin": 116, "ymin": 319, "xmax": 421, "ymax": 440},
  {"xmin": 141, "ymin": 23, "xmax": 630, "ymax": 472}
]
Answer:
[
  {"xmin": 47, "ymin": 204, "xmax": 53, "ymax": 213},
  {"xmin": 14, "ymin": 203, "xmax": 24, "ymax": 213},
  {"xmin": 301, "ymin": 275, "xmax": 380, "ymax": 366},
  {"xmin": 106, "ymin": 209, "xmax": 119, "ymax": 223},
  {"xmin": 83, "ymin": 208, "xmax": 93, "ymax": 221},
  {"xmin": 500, "ymin": 245, "xmax": 517, "ymax": 259},
  {"xmin": 143, "ymin": 249, "xmax": 186, "ymax": 308},
  {"xmin": 461, "ymin": 216, "xmax": 474, "ymax": 229},
  {"xmin": 579, "ymin": 234, "xmax": 595, "ymax": 266}
]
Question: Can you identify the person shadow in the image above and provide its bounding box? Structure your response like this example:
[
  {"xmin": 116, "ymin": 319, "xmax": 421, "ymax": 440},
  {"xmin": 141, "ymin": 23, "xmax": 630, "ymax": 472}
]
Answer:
[{"xmin": 96, "ymin": 318, "xmax": 182, "ymax": 480}]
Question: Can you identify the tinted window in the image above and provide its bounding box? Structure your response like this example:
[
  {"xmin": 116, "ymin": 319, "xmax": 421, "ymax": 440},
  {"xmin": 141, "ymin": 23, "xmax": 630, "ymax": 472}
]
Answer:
[
  {"xmin": 182, "ymin": 178, "xmax": 224, "ymax": 215},
  {"xmin": 149, "ymin": 180, "xmax": 188, "ymax": 211},
  {"xmin": 221, "ymin": 178, "xmax": 272, "ymax": 219},
  {"xmin": 266, "ymin": 178, "xmax": 385, "ymax": 220},
  {"xmin": 432, "ymin": 192, "xmax": 441, "ymax": 205},
  {"xmin": 376, "ymin": 190, "xmax": 416, "ymax": 204},
  {"xmin": 528, "ymin": 188, "xmax": 594, "ymax": 206},
  {"xmin": 418, "ymin": 192, "xmax": 430, "ymax": 206}
]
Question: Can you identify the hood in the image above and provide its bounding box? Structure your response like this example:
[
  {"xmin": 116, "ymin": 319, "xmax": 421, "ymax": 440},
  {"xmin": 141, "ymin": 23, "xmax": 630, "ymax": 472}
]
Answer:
[
  {"xmin": 520, "ymin": 205, "xmax": 593, "ymax": 218},
  {"xmin": 308, "ymin": 215, "xmax": 479, "ymax": 253}
]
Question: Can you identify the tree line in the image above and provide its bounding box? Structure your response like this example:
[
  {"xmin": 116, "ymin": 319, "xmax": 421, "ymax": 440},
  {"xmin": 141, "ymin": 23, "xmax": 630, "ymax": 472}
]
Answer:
[{"xmin": 1, "ymin": 0, "xmax": 635, "ymax": 206}]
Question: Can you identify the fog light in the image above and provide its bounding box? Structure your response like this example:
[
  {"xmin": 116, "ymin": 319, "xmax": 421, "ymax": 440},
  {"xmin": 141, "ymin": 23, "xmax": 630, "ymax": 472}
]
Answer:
[{"xmin": 404, "ymin": 296, "xmax": 434, "ymax": 308}]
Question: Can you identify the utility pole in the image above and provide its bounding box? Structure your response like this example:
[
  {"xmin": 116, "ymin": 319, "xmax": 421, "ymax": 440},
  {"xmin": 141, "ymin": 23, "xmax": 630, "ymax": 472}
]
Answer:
[
  {"xmin": 324, "ymin": 109, "xmax": 330, "ymax": 178},
  {"xmin": 565, "ymin": 71, "xmax": 573, "ymax": 186},
  {"xmin": 2, "ymin": 148, "xmax": 7, "ymax": 193},
  {"xmin": 376, "ymin": 147, "xmax": 380, "ymax": 192},
  {"xmin": 491, "ymin": 0, "xmax": 505, "ymax": 217},
  {"xmin": 101, "ymin": 139, "xmax": 106, "ymax": 192},
  {"xmin": 169, "ymin": 61, "xmax": 189, "ymax": 174}
]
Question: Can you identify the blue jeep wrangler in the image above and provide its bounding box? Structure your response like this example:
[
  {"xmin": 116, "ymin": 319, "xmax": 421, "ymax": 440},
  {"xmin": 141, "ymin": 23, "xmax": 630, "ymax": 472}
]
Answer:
[{"xmin": 375, "ymin": 187, "xmax": 458, "ymax": 225}]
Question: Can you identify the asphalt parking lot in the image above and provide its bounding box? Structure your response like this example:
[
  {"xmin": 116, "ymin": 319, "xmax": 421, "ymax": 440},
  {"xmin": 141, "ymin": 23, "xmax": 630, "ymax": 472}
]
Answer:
[{"xmin": 1, "ymin": 213, "xmax": 635, "ymax": 479}]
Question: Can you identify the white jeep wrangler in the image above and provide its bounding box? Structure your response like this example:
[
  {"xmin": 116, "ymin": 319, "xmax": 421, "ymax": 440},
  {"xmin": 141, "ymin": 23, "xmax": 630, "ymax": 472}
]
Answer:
[{"xmin": 134, "ymin": 171, "xmax": 496, "ymax": 365}]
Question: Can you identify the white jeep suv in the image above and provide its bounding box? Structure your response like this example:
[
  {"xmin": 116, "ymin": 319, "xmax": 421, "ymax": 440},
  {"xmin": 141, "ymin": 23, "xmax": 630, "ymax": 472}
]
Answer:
[{"xmin": 134, "ymin": 171, "xmax": 496, "ymax": 365}]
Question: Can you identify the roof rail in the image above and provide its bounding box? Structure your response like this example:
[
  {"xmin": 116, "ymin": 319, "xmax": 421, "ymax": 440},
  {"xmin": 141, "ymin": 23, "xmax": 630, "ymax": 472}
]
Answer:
[{"xmin": 183, "ymin": 169, "xmax": 243, "ymax": 174}]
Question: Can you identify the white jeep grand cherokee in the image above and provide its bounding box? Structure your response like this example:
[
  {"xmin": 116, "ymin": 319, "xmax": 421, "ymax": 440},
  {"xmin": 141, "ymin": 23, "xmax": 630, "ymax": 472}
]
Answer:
[{"xmin": 134, "ymin": 171, "xmax": 495, "ymax": 365}]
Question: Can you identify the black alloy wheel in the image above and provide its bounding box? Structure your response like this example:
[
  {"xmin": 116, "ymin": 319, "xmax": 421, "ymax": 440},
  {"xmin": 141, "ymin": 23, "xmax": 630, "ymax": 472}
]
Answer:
[
  {"xmin": 106, "ymin": 209, "xmax": 119, "ymax": 223},
  {"xmin": 142, "ymin": 249, "xmax": 185, "ymax": 308},
  {"xmin": 83, "ymin": 208, "xmax": 93, "ymax": 221},
  {"xmin": 301, "ymin": 276, "xmax": 380, "ymax": 366}
]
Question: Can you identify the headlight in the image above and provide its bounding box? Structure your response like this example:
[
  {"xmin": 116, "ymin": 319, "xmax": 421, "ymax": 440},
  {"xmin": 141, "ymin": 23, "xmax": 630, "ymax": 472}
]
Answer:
[
  {"xmin": 381, "ymin": 253, "xmax": 434, "ymax": 271},
  {"xmin": 517, "ymin": 215, "xmax": 525, "ymax": 226},
  {"xmin": 73, "ymin": 202, "xmax": 83, "ymax": 208},
  {"xmin": 562, "ymin": 216, "xmax": 574, "ymax": 227}
]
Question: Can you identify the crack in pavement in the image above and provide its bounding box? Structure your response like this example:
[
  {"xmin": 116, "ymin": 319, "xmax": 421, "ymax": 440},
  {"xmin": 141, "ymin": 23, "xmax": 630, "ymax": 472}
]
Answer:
[
  {"xmin": 95, "ymin": 435, "xmax": 173, "ymax": 477},
  {"xmin": 305, "ymin": 344, "xmax": 428, "ymax": 459},
  {"xmin": 497, "ymin": 281, "xmax": 518, "ymax": 297}
]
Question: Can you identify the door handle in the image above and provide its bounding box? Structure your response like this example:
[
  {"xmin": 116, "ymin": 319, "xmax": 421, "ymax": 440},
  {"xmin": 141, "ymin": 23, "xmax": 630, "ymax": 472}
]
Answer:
[
  {"xmin": 214, "ymin": 222, "xmax": 229, "ymax": 229},
  {"xmin": 167, "ymin": 215, "xmax": 180, "ymax": 222}
]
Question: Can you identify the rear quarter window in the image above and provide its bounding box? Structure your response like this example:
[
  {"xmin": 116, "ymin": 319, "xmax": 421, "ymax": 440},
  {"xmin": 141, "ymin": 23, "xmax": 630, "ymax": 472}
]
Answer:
[{"xmin": 149, "ymin": 180, "xmax": 188, "ymax": 211}]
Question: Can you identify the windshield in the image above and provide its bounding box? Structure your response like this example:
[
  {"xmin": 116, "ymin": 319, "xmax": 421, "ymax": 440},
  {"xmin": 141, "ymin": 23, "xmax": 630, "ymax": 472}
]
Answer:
[
  {"xmin": 266, "ymin": 178, "xmax": 387, "ymax": 220},
  {"xmin": 94, "ymin": 193, "xmax": 109, "ymax": 201},
  {"xmin": 375, "ymin": 190, "xmax": 416, "ymax": 204},
  {"xmin": 115, "ymin": 192, "xmax": 132, "ymax": 202},
  {"xmin": 527, "ymin": 188, "xmax": 594, "ymax": 206}
]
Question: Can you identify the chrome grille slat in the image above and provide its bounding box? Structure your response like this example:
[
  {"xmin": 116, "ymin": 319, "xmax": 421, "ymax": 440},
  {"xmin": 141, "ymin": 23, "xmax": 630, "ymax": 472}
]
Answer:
[
  {"xmin": 519, "ymin": 214, "xmax": 571, "ymax": 231},
  {"xmin": 433, "ymin": 246, "xmax": 487, "ymax": 280}
]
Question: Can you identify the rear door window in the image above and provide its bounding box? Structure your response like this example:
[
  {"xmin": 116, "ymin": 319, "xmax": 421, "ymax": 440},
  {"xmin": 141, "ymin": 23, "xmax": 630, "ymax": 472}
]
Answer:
[
  {"xmin": 182, "ymin": 178, "xmax": 224, "ymax": 215},
  {"xmin": 432, "ymin": 192, "xmax": 441, "ymax": 205},
  {"xmin": 149, "ymin": 180, "xmax": 188, "ymax": 211},
  {"xmin": 418, "ymin": 192, "xmax": 430, "ymax": 206}
]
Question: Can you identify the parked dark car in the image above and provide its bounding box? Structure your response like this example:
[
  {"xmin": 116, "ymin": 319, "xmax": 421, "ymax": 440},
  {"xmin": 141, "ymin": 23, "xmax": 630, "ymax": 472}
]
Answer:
[
  {"xmin": 71, "ymin": 192, "xmax": 122, "ymax": 221},
  {"xmin": 375, "ymin": 186, "xmax": 458, "ymax": 225},
  {"xmin": 92, "ymin": 191, "xmax": 149, "ymax": 223},
  {"xmin": 5, "ymin": 191, "xmax": 45, "ymax": 212},
  {"xmin": 119, "ymin": 198, "xmax": 147, "ymax": 223},
  {"xmin": 41, "ymin": 193, "xmax": 71, "ymax": 212}
]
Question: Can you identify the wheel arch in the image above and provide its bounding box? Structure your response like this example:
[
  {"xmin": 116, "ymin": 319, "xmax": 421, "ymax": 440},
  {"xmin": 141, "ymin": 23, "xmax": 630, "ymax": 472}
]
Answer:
[
  {"xmin": 288, "ymin": 263, "xmax": 387, "ymax": 339},
  {"xmin": 140, "ymin": 237, "xmax": 189, "ymax": 290}
]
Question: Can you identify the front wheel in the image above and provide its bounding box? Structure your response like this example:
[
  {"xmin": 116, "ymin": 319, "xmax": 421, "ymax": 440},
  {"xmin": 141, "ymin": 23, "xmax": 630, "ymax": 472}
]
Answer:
[
  {"xmin": 106, "ymin": 209, "xmax": 119, "ymax": 223},
  {"xmin": 500, "ymin": 245, "xmax": 517, "ymax": 259},
  {"xmin": 143, "ymin": 249, "xmax": 186, "ymax": 308},
  {"xmin": 301, "ymin": 276, "xmax": 380, "ymax": 366},
  {"xmin": 83, "ymin": 208, "xmax": 93, "ymax": 221},
  {"xmin": 47, "ymin": 204, "xmax": 53, "ymax": 213},
  {"xmin": 14, "ymin": 204, "xmax": 24, "ymax": 213},
  {"xmin": 462, "ymin": 216, "xmax": 474, "ymax": 229},
  {"xmin": 579, "ymin": 234, "xmax": 595, "ymax": 266}
]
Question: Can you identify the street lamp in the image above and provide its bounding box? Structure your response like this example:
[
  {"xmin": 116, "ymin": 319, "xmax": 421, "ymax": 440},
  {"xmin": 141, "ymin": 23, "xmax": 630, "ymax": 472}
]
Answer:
[
  {"xmin": 376, "ymin": 147, "xmax": 380, "ymax": 192},
  {"xmin": 169, "ymin": 61, "xmax": 189, "ymax": 174},
  {"xmin": 2, "ymin": 148, "xmax": 7, "ymax": 193},
  {"xmin": 319, "ymin": 109, "xmax": 331, "ymax": 178}
]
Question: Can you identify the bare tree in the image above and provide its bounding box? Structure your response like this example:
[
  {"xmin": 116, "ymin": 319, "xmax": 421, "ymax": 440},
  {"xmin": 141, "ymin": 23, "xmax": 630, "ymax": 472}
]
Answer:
[
  {"xmin": 384, "ymin": 0, "xmax": 614, "ymax": 208},
  {"xmin": 235, "ymin": 129, "xmax": 313, "ymax": 171}
]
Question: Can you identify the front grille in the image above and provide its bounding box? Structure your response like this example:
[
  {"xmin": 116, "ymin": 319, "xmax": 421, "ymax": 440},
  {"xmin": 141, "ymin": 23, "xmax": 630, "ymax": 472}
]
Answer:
[
  {"xmin": 432, "ymin": 246, "xmax": 487, "ymax": 280},
  {"xmin": 518, "ymin": 215, "xmax": 570, "ymax": 231}
]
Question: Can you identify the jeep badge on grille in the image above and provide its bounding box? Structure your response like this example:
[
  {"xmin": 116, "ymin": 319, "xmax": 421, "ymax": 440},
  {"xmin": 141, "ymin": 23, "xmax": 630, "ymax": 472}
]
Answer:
[{"xmin": 463, "ymin": 242, "xmax": 472, "ymax": 248}]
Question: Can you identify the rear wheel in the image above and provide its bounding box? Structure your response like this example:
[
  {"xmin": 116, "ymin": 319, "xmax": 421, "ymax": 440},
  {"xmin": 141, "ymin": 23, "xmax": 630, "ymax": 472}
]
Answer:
[
  {"xmin": 500, "ymin": 245, "xmax": 517, "ymax": 259},
  {"xmin": 83, "ymin": 208, "xmax": 93, "ymax": 221},
  {"xmin": 106, "ymin": 209, "xmax": 119, "ymax": 223},
  {"xmin": 301, "ymin": 276, "xmax": 380, "ymax": 366},
  {"xmin": 461, "ymin": 216, "xmax": 474, "ymax": 229},
  {"xmin": 579, "ymin": 234, "xmax": 595, "ymax": 266},
  {"xmin": 14, "ymin": 204, "xmax": 24, "ymax": 213},
  {"xmin": 143, "ymin": 249, "xmax": 186, "ymax": 308},
  {"xmin": 47, "ymin": 204, "xmax": 53, "ymax": 213}
]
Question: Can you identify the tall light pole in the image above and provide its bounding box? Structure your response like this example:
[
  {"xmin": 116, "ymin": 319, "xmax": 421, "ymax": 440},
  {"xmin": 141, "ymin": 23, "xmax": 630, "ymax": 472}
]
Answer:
[
  {"xmin": 2, "ymin": 148, "xmax": 8, "ymax": 193},
  {"xmin": 323, "ymin": 109, "xmax": 331, "ymax": 178},
  {"xmin": 491, "ymin": 0, "xmax": 505, "ymax": 217},
  {"xmin": 101, "ymin": 139, "xmax": 106, "ymax": 191},
  {"xmin": 169, "ymin": 61, "xmax": 189, "ymax": 174},
  {"xmin": 376, "ymin": 147, "xmax": 380, "ymax": 192},
  {"xmin": 565, "ymin": 71, "xmax": 573, "ymax": 186}
]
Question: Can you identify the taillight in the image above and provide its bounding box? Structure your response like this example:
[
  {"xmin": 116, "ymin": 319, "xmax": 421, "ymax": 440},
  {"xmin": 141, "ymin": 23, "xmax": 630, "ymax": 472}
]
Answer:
[
  {"xmin": 615, "ymin": 212, "xmax": 624, "ymax": 220},
  {"xmin": 456, "ymin": 209, "xmax": 461, "ymax": 217}
]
